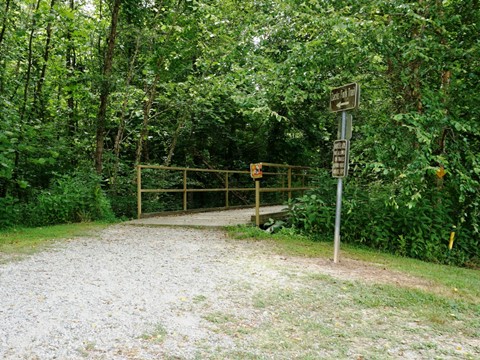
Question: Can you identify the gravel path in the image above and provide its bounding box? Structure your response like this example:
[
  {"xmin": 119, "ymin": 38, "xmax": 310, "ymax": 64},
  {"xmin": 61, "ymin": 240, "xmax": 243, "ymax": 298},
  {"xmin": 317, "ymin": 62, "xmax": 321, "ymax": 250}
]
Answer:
[
  {"xmin": 0, "ymin": 225, "xmax": 287, "ymax": 359},
  {"xmin": 2, "ymin": 225, "xmax": 479, "ymax": 359}
]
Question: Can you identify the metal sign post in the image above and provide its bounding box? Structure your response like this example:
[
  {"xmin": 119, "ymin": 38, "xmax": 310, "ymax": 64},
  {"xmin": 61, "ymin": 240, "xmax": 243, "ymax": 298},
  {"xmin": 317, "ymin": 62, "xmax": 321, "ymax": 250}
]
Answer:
[
  {"xmin": 333, "ymin": 111, "xmax": 347, "ymax": 263},
  {"xmin": 330, "ymin": 83, "xmax": 359, "ymax": 264}
]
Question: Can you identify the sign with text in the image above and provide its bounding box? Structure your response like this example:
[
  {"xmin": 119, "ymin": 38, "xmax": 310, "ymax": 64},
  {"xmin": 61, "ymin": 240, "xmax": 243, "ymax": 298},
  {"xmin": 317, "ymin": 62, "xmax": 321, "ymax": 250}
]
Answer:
[
  {"xmin": 332, "ymin": 140, "xmax": 349, "ymax": 178},
  {"xmin": 330, "ymin": 83, "xmax": 359, "ymax": 112}
]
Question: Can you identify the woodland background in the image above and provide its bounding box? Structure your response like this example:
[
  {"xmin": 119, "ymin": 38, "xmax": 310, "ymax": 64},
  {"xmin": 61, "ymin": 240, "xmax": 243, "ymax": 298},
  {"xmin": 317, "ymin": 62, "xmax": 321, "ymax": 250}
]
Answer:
[{"xmin": 0, "ymin": 0, "xmax": 478, "ymax": 266}]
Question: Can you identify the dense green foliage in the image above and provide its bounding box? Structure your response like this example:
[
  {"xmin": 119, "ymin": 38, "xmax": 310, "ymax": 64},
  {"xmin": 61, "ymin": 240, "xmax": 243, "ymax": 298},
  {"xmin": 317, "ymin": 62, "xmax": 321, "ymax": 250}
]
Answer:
[
  {"xmin": 288, "ymin": 170, "xmax": 479, "ymax": 266},
  {"xmin": 0, "ymin": 0, "xmax": 478, "ymax": 265},
  {"xmin": 0, "ymin": 171, "xmax": 114, "ymax": 228}
]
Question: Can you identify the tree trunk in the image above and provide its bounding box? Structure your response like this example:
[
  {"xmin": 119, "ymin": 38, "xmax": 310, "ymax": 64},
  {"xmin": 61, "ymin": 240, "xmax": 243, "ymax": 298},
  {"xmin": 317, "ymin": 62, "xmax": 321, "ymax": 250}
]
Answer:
[
  {"xmin": 95, "ymin": 0, "xmax": 122, "ymax": 175},
  {"xmin": 0, "ymin": 0, "xmax": 11, "ymax": 92},
  {"xmin": 66, "ymin": 0, "xmax": 76, "ymax": 136},
  {"xmin": 134, "ymin": 3, "xmax": 183, "ymax": 165},
  {"xmin": 0, "ymin": 0, "xmax": 11, "ymax": 47},
  {"xmin": 20, "ymin": 0, "xmax": 41, "ymax": 123},
  {"xmin": 11, "ymin": 0, "xmax": 41, "ymax": 196},
  {"xmin": 164, "ymin": 113, "xmax": 187, "ymax": 167},
  {"xmin": 35, "ymin": 0, "xmax": 56, "ymax": 120},
  {"xmin": 112, "ymin": 34, "xmax": 140, "ymax": 188},
  {"xmin": 135, "ymin": 73, "xmax": 161, "ymax": 165}
]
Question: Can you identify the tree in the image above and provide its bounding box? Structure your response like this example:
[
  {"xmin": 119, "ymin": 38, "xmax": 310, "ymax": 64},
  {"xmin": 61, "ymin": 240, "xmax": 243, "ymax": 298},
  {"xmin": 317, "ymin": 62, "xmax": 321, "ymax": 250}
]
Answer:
[{"xmin": 95, "ymin": 0, "xmax": 122, "ymax": 175}]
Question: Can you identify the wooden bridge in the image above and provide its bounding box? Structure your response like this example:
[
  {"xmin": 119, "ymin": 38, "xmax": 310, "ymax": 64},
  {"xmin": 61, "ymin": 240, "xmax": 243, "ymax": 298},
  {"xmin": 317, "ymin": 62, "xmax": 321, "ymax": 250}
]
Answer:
[
  {"xmin": 136, "ymin": 163, "xmax": 315, "ymax": 226},
  {"xmin": 126, "ymin": 205, "xmax": 287, "ymax": 228}
]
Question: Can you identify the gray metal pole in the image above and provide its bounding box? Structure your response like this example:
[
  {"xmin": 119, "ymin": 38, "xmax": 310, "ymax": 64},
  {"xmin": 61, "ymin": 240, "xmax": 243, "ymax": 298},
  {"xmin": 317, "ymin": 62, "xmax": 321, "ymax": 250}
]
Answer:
[
  {"xmin": 340, "ymin": 110, "xmax": 347, "ymax": 139},
  {"xmin": 333, "ymin": 111, "xmax": 347, "ymax": 263}
]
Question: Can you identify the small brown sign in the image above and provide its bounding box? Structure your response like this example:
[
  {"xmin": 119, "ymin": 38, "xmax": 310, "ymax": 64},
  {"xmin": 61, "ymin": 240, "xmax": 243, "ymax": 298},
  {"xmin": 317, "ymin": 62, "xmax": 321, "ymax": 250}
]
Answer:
[{"xmin": 332, "ymin": 140, "xmax": 349, "ymax": 178}]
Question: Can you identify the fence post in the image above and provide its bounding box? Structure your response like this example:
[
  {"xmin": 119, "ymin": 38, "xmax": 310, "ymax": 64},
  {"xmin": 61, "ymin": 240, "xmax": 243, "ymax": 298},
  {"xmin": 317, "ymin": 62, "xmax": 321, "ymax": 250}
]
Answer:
[
  {"xmin": 183, "ymin": 169, "xmax": 188, "ymax": 211},
  {"xmin": 301, "ymin": 170, "xmax": 306, "ymax": 197},
  {"xmin": 225, "ymin": 172, "xmax": 229, "ymax": 209},
  {"xmin": 255, "ymin": 179, "xmax": 261, "ymax": 227},
  {"xmin": 288, "ymin": 167, "xmax": 292, "ymax": 200},
  {"xmin": 137, "ymin": 165, "xmax": 142, "ymax": 219}
]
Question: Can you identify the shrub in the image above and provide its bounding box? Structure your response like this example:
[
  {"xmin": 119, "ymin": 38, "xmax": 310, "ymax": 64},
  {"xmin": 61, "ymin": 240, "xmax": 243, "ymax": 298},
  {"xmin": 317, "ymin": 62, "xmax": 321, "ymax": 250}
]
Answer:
[
  {"xmin": 288, "ymin": 173, "xmax": 479, "ymax": 267},
  {"xmin": 0, "ymin": 196, "xmax": 21, "ymax": 228},
  {"xmin": 24, "ymin": 171, "xmax": 115, "ymax": 227}
]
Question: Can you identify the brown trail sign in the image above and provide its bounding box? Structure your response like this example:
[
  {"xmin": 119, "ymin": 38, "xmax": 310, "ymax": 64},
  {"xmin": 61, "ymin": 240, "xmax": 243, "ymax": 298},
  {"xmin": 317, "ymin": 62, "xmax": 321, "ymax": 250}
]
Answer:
[{"xmin": 330, "ymin": 83, "xmax": 359, "ymax": 112}]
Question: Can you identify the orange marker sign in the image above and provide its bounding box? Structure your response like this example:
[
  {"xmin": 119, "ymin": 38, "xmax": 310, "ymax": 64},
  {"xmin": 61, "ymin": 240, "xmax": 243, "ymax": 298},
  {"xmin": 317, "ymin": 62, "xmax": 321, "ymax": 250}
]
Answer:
[
  {"xmin": 436, "ymin": 165, "xmax": 446, "ymax": 179},
  {"xmin": 250, "ymin": 163, "xmax": 263, "ymax": 179}
]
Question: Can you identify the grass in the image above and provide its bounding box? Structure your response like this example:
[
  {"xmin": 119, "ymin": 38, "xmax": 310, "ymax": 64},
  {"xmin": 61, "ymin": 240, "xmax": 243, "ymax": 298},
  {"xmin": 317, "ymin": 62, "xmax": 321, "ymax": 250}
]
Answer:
[
  {"xmin": 193, "ymin": 294, "xmax": 208, "ymax": 303},
  {"xmin": 227, "ymin": 225, "xmax": 332, "ymax": 258},
  {"xmin": 346, "ymin": 246, "xmax": 480, "ymax": 303},
  {"xmin": 199, "ymin": 253, "xmax": 479, "ymax": 359},
  {"xmin": 224, "ymin": 225, "xmax": 480, "ymax": 357},
  {"xmin": 203, "ymin": 312, "xmax": 238, "ymax": 325},
  {"xmin": 201, "ymin": 280, "xmax": 479, "ymax": 359},
  {"xmin": 227, "ymin": 225, "xmax": 480, "ymax": 305},
  {"xmin": 140, "ymin": 323, "xmax": 168, "ymax": 344},
  {"xmin": 0, "ymin": 222, "xmax": 111, "ymax": 258}
]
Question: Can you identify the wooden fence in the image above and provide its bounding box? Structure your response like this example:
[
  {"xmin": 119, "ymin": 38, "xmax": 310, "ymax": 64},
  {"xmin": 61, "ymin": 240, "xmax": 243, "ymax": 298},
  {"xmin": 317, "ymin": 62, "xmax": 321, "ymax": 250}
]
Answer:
[{"xmin": 137, "ymin": 163, "xmax": 314, "ymax": 223}]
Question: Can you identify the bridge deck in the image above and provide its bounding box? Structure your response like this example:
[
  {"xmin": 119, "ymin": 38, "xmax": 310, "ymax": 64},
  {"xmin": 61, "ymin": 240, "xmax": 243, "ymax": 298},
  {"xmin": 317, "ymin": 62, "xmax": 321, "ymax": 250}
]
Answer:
[{"xmin": 124, "ymin": 205, "xmax": 287, "ymax": 228}]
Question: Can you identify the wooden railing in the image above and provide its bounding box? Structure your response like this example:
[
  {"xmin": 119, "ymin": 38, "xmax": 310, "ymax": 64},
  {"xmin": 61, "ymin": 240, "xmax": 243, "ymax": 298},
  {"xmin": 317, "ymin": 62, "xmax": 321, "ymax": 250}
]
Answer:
[{"xmin": 136, "ymin": 163, "xmax": 314, "ymax": 220}]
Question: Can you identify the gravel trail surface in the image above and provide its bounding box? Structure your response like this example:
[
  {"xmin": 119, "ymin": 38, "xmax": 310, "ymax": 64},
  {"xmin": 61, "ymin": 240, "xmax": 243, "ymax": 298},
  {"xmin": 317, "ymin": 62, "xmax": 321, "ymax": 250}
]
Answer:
[
  {"xmin": 1, "ymin": 225, "xmax": 479, "ymax": 359},
  {"xmin": 0, "ymin": 226, "xmax": 265, "ymax": 359}
]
